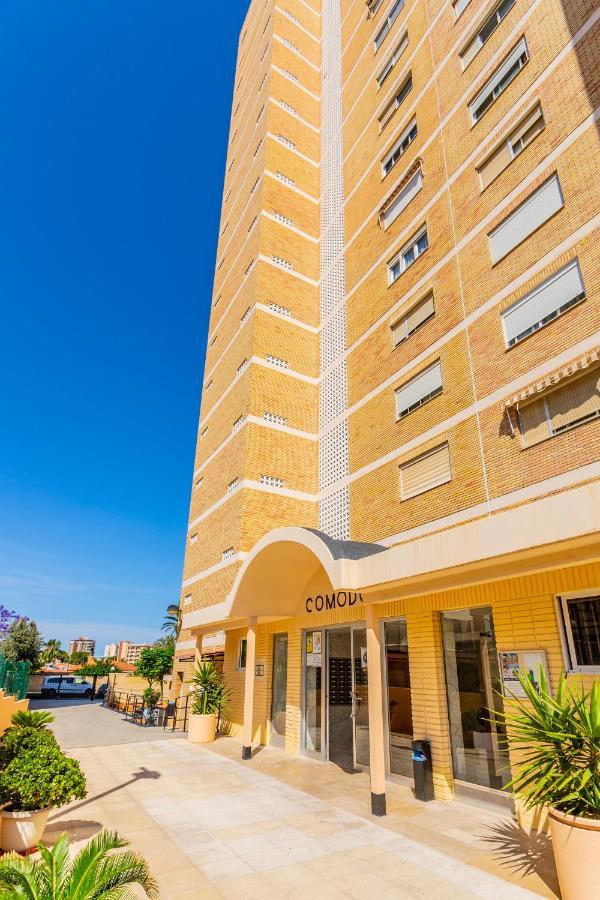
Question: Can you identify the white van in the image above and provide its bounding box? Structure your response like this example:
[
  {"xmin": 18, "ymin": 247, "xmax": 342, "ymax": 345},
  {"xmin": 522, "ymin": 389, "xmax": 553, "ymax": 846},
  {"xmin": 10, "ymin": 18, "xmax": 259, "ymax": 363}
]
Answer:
[{"xmin": 41, "ymin": 675, "xmax": 93, "ymax": 698}]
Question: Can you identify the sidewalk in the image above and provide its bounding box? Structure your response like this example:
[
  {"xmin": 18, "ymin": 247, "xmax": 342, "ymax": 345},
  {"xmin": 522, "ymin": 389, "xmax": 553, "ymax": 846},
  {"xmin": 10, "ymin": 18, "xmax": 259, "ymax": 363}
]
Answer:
[{"xmin": 45, "ymin": 732, "xmax": 559, "ymax": 899}]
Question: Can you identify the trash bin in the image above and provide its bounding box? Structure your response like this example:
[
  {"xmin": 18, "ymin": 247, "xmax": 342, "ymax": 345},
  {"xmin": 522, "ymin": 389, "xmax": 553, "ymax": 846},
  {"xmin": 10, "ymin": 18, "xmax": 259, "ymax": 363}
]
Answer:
[{"xmin": 412, "ymin": 739, "xmax": 434, "ymax": 802}]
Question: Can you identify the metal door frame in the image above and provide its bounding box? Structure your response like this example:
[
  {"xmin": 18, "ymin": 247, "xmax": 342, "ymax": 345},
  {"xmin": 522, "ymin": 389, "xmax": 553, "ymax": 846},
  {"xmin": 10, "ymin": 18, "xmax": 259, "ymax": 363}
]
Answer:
[{"xmin": 269, "ymin": 632, "xmax": 288, "ymax": 748}]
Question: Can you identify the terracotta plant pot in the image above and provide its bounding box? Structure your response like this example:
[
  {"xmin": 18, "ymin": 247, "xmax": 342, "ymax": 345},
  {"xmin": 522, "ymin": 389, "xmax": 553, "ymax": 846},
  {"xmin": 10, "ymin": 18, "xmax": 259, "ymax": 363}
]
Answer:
[
  {"xmin": 1, "ymin": 807, "xmax": 51, "ymax": 852},
  {"xmin": 187, "ymin": 712, "xmax": 216, "ymax": 744},
  {"xmin": 548, "ymin": 807, "xmax": 600, "ymax": 900}
]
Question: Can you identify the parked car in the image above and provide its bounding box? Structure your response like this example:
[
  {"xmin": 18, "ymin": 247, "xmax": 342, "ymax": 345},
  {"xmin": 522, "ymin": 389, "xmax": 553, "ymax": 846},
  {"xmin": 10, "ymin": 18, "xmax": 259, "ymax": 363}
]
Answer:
[
  {"xmin": 95, "ymin": 682, "xmax": 108, "ymax": 700},
  {"xmin": 41, "ymin": 676, "xmax": 94, "ymax": 698}
]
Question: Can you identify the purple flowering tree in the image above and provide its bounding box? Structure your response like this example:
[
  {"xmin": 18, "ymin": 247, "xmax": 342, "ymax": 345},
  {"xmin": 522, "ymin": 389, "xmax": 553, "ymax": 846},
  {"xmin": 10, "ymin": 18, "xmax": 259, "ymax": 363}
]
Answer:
[{"xmin": 0, "ymin": 606, "xmax": 21, "ymax": 638}]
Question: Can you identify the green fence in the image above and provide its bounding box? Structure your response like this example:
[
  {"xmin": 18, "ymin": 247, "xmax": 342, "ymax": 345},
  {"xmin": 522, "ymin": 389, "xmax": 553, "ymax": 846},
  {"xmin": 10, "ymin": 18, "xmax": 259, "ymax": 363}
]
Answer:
[{"xmin": 0, "ymin": 654, "xmax": 30, "ymax": 700}]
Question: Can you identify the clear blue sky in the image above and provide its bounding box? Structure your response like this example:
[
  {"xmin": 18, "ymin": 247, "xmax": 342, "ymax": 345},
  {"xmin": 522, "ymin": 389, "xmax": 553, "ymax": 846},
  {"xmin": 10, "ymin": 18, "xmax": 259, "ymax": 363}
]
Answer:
[{"xmin": 0, "ymin": 0, "xmax": 249, "ymax": 652}]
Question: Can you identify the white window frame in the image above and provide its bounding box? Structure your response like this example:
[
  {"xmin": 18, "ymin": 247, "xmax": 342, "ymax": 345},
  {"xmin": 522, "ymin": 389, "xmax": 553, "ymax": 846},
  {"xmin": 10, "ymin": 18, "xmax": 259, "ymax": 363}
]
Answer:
[
  {"xmin": 556, "ymin": 589, "xmax": 600, "ymax": 674},
  {"xmin": 501, "ymin": 259, "xmax": 585, "ymax": 348},
  {"xmin": 470, "ymin": 38, "xmax": 529, "ymax": 124},
  {"xmin": 374, "ymin": 0, "xmax": 405, "ymax": 51},
  {"xmin": 391, "ymin": 291, "xmax": 435, "ymax": 346},
  {"xmin": 381, "ymin": 165, "xmax": 423, "ymax": 229},
  {"xmin": 376, "ymin": 32, "xmax": 409, "ymax": 88},
  {"xmin": 460, "ymin": 0, "xmax": 517, "ymax": 69},
  {"xmin": 489, "ymin": 173, "xmax": 563, "ymax": 264},
  {"xmin": 395, "ymin": 360, "xmax": 443, "ymax": 419},
  {"xmin": 382, "ymin": 116, "xmax": 417, "ymax": 177},
  {"xmin": 453, "ymin": 0, "xmax": 471, "ymax": 19},
  {"xmin": 400, "ymin": 442, "xmax": 451, "ymax": 499},
  {"xmin": 379, "ymin": 71, "xmax": 413, "ymax": 130},
  {"xmin": 388, "ymin": 226, "xmax": 428, "ymax": 283}
]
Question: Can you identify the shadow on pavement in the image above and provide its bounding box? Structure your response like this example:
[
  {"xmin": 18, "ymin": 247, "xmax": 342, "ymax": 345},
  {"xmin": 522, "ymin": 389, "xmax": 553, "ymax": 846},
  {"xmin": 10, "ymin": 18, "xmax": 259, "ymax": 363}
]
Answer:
[
  {"xmin": 48, "ymin": 767, "xmax": 161, "ymax": 821},
  {"xmin": 482, "ymin": 818, "xmax": 559, "ymax": 897}
]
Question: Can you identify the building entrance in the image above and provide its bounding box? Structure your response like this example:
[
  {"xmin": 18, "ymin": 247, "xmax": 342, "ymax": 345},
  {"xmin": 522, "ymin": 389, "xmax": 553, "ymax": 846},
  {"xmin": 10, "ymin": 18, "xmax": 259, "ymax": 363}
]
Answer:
[{"xmin": 303, "ymin": 625, "xmax": 369, "ymax": 769}]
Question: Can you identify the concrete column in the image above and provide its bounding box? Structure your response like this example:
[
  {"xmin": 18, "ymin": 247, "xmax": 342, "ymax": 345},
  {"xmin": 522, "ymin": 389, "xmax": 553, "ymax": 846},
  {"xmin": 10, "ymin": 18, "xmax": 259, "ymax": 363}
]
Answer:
[
  {"xmin": 366, "ymin": 604, "xmax": 387, "ymax": 816},
  {"xmin": 241, "ymin": 618, "xmax": 257, "ymax": 760}
]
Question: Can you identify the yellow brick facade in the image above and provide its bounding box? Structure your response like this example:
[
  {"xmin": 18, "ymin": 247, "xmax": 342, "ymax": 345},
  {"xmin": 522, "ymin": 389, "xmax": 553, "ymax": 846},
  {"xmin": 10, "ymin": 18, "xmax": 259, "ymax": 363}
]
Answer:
[{"xmin": 173, "ymin": 0, "xmax": 600, "ymax": 816}]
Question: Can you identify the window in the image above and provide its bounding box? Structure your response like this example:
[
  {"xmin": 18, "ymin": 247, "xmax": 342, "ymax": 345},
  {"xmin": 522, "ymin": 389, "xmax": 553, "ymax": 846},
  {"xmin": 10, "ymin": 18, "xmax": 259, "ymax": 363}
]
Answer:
[
  {"xmin": 377, "ymin": 33, "xmax": 408, "ymax": 87},
  {"xmin": 382, "ymin": 117, "xmax": 417, "ymax": 177},
  {"xmin": 395, "ymin": 360, "xmax": 442, "ymax": 418},
  {"xmin": 222, "ymin": 547, "xmax": 235, "ymax": 561},
  {"xmin": 195, "ymin": 477, "xmax": 203, "ymax": 490},
  {"xmin": 470, "ymin": 38, "xmax": 528, "ymax": 123},
  {"xmin": 264, "ymin": 411, "xmax": 288, "ymax": 425},
  {"xmin": 489, "ymin": 174, "xmax": 563, "ymax": 263},
  {"xmin": 237, "ymin": 358, "xmax": 249, "ymax": 375},
  {"xmin": 374, "ymin": 0, "xmax": 405, "ymax": 51},
  {"xmin": 237, "ymin": 639, "xmax": 247, "ymax": 670},
  {"xmin": 389, "ymin": 227, "xmax": 428, "ymax": 282},
  {"xmin": 276, "ymin": 171, "xmax": 295, "ymax": 186},
  {"xmin": 453, "ymin": 0, "xmax": 471, "ymax": 18},
  {"xmin": 227, "ymin": 478, "xmax": 239, "ymax": 494},
  {"xmin": 400, "ymin": 443, "xmax": 451, "ymax": 499},
  {"xmin": 461, "ymin": 0, "xmax": 516, "ymax": 69},
  {"xmin": 558, "ymin": 593, "xmax": 600, "ymax": 672},
  {"xmin": 381, "ymin": 164, "xmax": 423, "ymax": 229},
  {"xmin": 502, "ymin": 260, "xmax": 585, "ymax": 347},
  {"xmin": 518, "ymin": 367, "xmax": 600, "ymax": 447},
  {"xmin": 190, "ymin": 533, "xmax": 198, "ymax": 544},
  {"xmin": 183, "ymin": 594, "xmax": 192, "ymax": 606},
  {"xmin": 368, "ymin": 0, "xmax": 385, "ymax": 15},
  {"xmin": 379, "ymin": 73, "xmax": 412, "ymax": 129},
  {"xmin": 240, "ymin": 307, "xmax": 251, "ymax": 324},
  {"xmin": 268, "ymin": 302, "xmax": 291, "ymax": 316},
  {"xmin": 477, "ymin": 103, "xmax": 545, "ymax": 189},
  {"xmin": 266, "ymin": 355, "xmax": 289, "ymax": 368},
  {"xmin": 392, "ymin": 292, "xmax": 435, "ymax": 345},
  {"xmin": 232, "ymin": 415, "xmax": 245, "ymax": 431}
]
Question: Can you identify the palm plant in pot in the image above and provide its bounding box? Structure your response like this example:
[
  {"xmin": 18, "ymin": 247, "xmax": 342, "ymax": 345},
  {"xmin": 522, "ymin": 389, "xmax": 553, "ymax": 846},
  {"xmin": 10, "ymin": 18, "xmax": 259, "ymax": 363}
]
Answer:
[
  {"xmin": 495, "ymin": 667, "xmax": 599, "ymax": 900},
  {"xmin": 0, "ymin": 726, "xmax": 86, "ymax": 852},
  {"xmin": 187, "ymin": 658, "xmax": 230, "ymax": 744}
]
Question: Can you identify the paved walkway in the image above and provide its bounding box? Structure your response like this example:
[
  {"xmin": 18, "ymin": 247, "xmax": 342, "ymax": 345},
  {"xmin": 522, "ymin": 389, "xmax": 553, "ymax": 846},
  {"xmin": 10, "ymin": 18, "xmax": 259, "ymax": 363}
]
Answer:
[
  {"xmin": 30, "ymin": 698, "xmax": 182, "ymax": 748},
  {"xmin": 43, "ymin": 723, "xmax": 559, "ymax": 899}
]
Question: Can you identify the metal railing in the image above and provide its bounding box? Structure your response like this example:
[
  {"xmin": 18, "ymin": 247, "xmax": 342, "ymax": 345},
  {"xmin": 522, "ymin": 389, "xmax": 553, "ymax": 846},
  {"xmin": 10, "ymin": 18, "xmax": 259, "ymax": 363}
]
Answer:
[{"xmin": 105, "ymin": 688, "xmax": 190, "ymax": 732}]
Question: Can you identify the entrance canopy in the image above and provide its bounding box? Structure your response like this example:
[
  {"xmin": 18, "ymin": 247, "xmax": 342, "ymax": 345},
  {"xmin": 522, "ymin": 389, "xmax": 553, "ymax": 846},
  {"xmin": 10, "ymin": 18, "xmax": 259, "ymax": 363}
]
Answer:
[{"xmin": 183, "ymin": 527, "xmax": 386, "ymax": 634}]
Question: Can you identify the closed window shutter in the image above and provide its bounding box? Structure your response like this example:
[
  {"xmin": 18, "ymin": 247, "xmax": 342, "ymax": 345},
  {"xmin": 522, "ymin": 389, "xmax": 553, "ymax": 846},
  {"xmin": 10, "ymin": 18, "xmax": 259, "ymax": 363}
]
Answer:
[
  {"xmin": 396, "ymin": 361, "xmax": 442, "ymax": 416},
  {"xmin": 479, "ymin": 142, "xmax": 512, "ymax": 188},
  {"xmin": 401, "ymin": 443, "xmax": 451, "ymax": 499},
  {"xmin": 510, "ymin": 104, "xmax": 544, "ymax": 149},
  {"xmin": 489, "ymin": 174, "xmax": 564, "ymax": 263},
  {"xmin": 502, "ymin": 260, "xmax": 584, "ymax": 346},
  {"xmin": 383, "ymin": 168, "xmax": 423, "ymax": 228},
  {"xmin": 519, "ymin": 397, "xmax": 549, "ymax": 446},
  {"xmin": 546, "ymin": 369, "xmax": 600, "ymax": 433},
  {"xmin": 471, "ymin": 39, "xmax": 527, "ymax": 119},
  {"xmin": 461, "ymin": 36, "xmax": 480, "ymax": 69},
  {"xmin": 405, "ymin": 293, "xmax": 434, "ymax": 336}
]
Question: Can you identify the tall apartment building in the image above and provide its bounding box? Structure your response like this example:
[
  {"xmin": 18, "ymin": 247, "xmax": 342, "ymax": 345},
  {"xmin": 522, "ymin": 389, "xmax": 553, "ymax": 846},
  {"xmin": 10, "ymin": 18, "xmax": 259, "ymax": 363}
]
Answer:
[
  {"xmin": 69, "ymin": 637, "xmax": 95, "ymax": 657},
  {"xmin": 174, "ymin": 0, "xmax": 600, "ymax": 816}
]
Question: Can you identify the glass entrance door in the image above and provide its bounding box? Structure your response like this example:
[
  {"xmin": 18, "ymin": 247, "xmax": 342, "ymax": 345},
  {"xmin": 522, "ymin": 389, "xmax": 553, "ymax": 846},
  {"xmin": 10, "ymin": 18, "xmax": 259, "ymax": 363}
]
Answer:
[
  {"xmin": 326, "ymin": 626, "xmax": 370, "ymax": 768},
  {"xmin": 270, "ymin": 633, "xmax": 288, "ymax": 748},
  {"xmin": 442, "ymin": 606, "xmax": 510, "ymax": 790}
]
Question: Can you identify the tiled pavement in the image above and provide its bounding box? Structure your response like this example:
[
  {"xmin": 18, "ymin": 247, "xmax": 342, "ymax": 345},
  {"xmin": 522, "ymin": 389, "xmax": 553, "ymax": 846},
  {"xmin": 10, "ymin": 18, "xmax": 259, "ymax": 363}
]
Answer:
[{"xmin": 45, "ymin": 729, "xmax": 559, "ymax": 899}]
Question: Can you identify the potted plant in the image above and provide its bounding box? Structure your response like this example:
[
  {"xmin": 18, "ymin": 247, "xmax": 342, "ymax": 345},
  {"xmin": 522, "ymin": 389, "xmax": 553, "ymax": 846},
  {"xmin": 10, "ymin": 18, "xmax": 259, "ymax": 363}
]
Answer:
[
  {"xmin": 496, "ymin": 668, "xmax": 599, "ymax": 900},
  {"xmin": 0, "ymin": 726, "xmax": 86, "ymax": 852},
  {"xmin": 0, "ymin": 829, "xmax": 158, "ymax": 897},
  {"xmin": 187, "ymin": 658, "xmax": 229, "ymax": 744}
]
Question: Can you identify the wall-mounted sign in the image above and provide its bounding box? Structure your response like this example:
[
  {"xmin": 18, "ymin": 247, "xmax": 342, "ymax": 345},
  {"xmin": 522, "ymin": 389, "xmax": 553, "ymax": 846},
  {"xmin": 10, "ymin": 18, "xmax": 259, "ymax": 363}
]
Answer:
[
  {"xmin": 306, "ymin": 631, "xmax": 322, "ymax": 667},
  {"xmin": 255, "ymin": 664, "xmax": 265, "ymax": 677},
  {"xmin": 499, "ymin": 650, "xmax": 548, "ymax": 697},
  {"xmin": 305, "ymin": 591, "xmax": 364, "ymax": 613}
]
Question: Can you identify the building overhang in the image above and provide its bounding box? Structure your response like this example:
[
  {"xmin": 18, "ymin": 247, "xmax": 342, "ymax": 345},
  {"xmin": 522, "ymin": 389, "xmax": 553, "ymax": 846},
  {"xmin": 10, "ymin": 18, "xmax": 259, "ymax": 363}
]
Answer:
[{"xmin": 182, "ymin": 480, "xmax": 600, "ymax": 635}]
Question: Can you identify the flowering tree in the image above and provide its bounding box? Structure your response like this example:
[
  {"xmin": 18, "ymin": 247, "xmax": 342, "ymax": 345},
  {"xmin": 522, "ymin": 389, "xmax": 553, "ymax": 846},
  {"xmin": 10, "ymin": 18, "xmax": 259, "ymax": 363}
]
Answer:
[{"xmin": 0, "ymin": 606, "xmax": 21, "ymax": 638}]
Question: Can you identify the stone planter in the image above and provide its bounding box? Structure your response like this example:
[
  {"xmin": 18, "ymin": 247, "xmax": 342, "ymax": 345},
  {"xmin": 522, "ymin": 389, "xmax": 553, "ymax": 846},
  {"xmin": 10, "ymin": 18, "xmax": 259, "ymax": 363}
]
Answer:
[
  {"xmin": 1, "ymin": 807, "xmax": 51, "ymax": 852},
  {"xmin": 548, "ymin": 807, "xmax": 600, "ymax": 900},
  {"xmin": 187, "ymin": 712, "xmax": 216, "ymax": 744}
]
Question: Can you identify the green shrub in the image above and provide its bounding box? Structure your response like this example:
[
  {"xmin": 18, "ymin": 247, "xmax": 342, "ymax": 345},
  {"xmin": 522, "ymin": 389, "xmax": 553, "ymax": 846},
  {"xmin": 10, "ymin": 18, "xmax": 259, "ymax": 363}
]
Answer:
[
  {"xmin": 0, "ymin": 747, "xmax": 86, "ymax": 812},
  {"xmin": 142, "ymin": 687, "xmax": 160, "ymax": 707},
  {"xmin": 11, "ymin": 709, "xmax": 54, "ymax": 729},
  {"xmin": 189, "ymin": 658, "xmax": 230, "ymax": 717},
  {"xmin": 494, "ymin": 667, "xmax": 600, "ymax": 819},
  {"xmin": 0, "ymin": 726, "xmax": 58, "ymax": 766}
]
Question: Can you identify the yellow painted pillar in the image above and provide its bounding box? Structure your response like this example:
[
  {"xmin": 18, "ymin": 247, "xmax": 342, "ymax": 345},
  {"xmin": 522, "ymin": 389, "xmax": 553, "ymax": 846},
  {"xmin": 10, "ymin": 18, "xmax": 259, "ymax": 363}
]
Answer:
[
  {"xmin": 366, "ymin": 604, "xmax": 387, "ymax": 816},
  {"xmin": 241, "ymin": 618, "xmax": 257, "ymax": 759}
]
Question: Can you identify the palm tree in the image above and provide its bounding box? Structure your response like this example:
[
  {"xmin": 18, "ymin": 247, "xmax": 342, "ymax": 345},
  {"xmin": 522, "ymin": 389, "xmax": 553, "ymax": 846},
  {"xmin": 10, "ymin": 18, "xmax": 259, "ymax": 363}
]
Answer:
[
  {"xmin": 161, "ymin": 603, "xmax": 181, "ymax": 639},
  {"xmin": 0, "ymin": 830, "xmax": 158, "ymax": 899},
  {"xmin": 40, "ymin": 639, "xmax": 68, "ymax": 665}
]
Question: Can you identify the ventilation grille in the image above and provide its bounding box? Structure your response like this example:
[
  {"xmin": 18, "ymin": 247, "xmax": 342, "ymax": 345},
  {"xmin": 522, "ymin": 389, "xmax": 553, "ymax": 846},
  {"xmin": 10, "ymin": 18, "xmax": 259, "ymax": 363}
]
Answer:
[
  {"xmin": 260, "ymin": 474, "xmax": 284, "ymax": 488},
  {"xmin": 264, "ymin": 411, "xmax": 288, "ymax": 426},
  {"xmin": 319, "ymin": 0, "xmax": 350, "ymax": 539}
]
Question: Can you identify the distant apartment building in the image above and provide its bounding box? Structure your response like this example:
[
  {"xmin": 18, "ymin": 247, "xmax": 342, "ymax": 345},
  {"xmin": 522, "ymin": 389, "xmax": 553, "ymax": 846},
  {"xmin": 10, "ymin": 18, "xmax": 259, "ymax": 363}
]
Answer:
[
  {"xmin": 173, "ymin": 0, "xmax": 600, "ymax": 818},
  {"xmin": 118, "ymin": 642, "xmax": 152, "ymax": 665},
  {"xmin": 69, "ymin": 637, "xmax": 95, "ymax": 656},
  {"xmin": 103, "ymin": 643, "xmax": 118, "ymax": 659}
]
